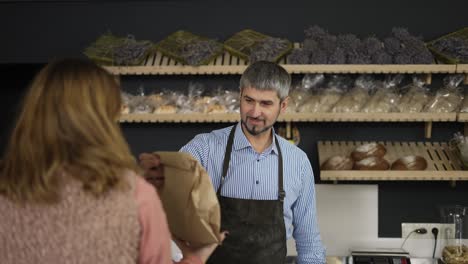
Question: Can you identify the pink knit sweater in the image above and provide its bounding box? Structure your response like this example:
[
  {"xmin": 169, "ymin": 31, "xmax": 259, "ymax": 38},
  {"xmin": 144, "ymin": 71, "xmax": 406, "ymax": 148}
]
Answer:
[{"xmin": 0, "ymin": 171, "xmax": 201, "ymax": 264}]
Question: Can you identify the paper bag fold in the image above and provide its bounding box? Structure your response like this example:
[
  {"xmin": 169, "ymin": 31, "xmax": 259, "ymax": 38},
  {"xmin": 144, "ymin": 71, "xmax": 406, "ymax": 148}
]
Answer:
[{"xmin": 155, "ymin": 151, "xmax": 220, "ymax": 246}]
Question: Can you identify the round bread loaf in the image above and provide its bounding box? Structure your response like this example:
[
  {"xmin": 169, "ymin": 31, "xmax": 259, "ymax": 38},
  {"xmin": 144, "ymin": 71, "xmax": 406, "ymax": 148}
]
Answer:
[
  {"xmin": 351, "ymin": 143, "xmax": 387, "ymax": 161},
  {"xmin": 391, "ymin": 155, "xmax": 428, "ymax": 170},
  {"xmin": 321, "ymin": 155, "xmax": 354, "ymax": 170},
  {"xmin": 353, "ymin": 156, "xmax": 390, "ymax": 170}
]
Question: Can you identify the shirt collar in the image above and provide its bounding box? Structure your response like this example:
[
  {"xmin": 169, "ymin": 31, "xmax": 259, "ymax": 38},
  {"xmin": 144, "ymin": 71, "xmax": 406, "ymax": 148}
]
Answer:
[{"xmin": 233, "ymin": 122, "xmax": 279, "ymax": 155}]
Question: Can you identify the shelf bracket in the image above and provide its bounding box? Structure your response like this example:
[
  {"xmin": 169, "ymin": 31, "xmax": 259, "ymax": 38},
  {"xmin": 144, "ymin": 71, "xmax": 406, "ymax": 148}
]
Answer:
[
  {"xmin": 450, "ymin": 180, "xmax": 456, "ymax": 188},
  {"xmin": 425, "ymin": 73, "xmax": 432, "ymax": 85},
  {"xmin": 114, "ymin": 75, "xmax": 121, "ymax": 86},
  {"xmin": 424, "ymin": 121, "xmax": 432, "ymax": 139},
  {"xmin": 286, "ymin": 121, "xmax": 292, "ymax": 139}
]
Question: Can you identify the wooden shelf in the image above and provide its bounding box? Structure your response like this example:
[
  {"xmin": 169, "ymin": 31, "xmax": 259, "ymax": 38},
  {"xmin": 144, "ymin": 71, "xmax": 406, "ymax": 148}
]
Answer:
[
  {"xmin": 318, "ymin": 141, "xmax": 468, "ymax": 181},
  {"xmin": 120, "ymin": 113, "xmax": 240, "ymax": 123},
  {"xmin": 457, "ymin": 64, "xmax": 468, "ymax": 73},
  {"xmin": 103, "ymin": 49, "xmax": 460, "ymax": 75},
  {"xmin": 119, "ymin": 112, "xmax": 457, "ymax": 123},
  {"xmin": 458, "ymin": 113, "xmax": 468, "ymax": 122}
]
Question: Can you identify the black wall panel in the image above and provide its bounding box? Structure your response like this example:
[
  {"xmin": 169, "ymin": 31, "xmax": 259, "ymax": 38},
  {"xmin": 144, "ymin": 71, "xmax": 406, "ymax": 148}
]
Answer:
[{"xmin": 1, "ymin": 0, "xmax": 467, "ymax": 238}]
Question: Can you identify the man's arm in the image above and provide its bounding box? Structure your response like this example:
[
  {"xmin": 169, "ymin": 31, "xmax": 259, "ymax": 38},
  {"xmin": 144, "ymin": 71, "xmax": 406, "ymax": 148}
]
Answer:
[
  {"xmin": 292, "ymin": 158, "xmax": 326, "ymax": 264},
  {"xmin": 179, "ymin": 133, "xmax": 211, "ymax": 168}
]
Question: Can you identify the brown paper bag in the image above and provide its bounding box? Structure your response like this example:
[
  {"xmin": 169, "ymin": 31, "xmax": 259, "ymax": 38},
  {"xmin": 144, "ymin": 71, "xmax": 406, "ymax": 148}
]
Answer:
[{"xmin": 154, "ymin": 151, "xmax": 221, "ymax": 246}]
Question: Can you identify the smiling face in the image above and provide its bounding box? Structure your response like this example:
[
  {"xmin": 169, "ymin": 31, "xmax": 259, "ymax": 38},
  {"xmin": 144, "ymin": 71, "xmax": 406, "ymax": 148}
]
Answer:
[{"xmin": 240, "ymin": 86, "xmax": 288, "ymax": 137}]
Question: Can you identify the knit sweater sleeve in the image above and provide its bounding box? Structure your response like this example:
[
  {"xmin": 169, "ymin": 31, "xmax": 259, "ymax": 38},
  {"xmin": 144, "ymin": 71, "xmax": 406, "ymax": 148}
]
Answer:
[{"xmin": 135, "ymin": 176, "xmax": 202, "ymax": 264}]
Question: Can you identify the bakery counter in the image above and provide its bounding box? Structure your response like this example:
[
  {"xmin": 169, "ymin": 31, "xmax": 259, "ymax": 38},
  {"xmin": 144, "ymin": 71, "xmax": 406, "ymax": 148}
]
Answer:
[{"xmin": 318, "ymin": 141, "xmax": 468, "ymax": 181}]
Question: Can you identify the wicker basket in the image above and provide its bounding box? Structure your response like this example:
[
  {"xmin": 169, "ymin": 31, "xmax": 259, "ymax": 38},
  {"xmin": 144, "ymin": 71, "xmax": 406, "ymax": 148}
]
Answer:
[
  {"xmin": 223, "ymin": 29, "xmax": 293, "ymax": 63},
  {"xmin": 84, "ymin": 33, "xmax": 154, "ymax": 66},
  {"xmin": 427, "ymin": 27, "xmax": 468, "ymax": 64},
  {"xmin": 154, "ymin": 30, "xmax": 223, "ymax": 66}
]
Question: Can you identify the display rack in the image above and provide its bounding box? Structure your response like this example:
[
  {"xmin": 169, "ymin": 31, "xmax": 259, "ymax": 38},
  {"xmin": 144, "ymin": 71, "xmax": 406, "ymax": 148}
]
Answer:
[
  {"xmin": 318, "ymin": 141, "xmax": 468, "ymax": 182},
  {"xmin": 104, "ymin": 49, "xmax": 459, "ymax": 76}
]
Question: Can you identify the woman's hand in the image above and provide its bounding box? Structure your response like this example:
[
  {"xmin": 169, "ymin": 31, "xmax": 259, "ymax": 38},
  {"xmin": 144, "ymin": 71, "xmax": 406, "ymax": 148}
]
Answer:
[
  {"xmin": 173, "ymin": 232, "xmax": 228, "ymax": 264},
  {"xmin": 138, "ymin": 153, "xmax": 165, "ymax": 189}
]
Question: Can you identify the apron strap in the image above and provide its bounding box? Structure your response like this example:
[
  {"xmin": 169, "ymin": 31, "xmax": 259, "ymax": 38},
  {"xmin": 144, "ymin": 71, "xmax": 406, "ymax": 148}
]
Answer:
[{"xmin": 217, "ymin": 125, "xmax": 236, "ymax": 195}]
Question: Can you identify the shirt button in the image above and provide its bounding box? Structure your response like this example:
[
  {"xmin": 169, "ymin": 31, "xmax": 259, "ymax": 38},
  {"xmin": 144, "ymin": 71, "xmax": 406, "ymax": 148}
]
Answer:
[
  {"xmin": 256, "ymin": 180, "xmax": 259, "ymax": 184},
  {"xmin": 257, "ymin": 159, "xmax": 260, "ymax": 162}
]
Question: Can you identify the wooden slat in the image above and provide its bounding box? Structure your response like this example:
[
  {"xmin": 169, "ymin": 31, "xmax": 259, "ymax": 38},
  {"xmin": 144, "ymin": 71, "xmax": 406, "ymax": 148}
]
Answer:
[
  {"xmin": 278, "ymin": 112, "xmax": 456, "ymax": 122},
  {"xmin": 456, "ymin": 64, "xmax": 468, "ymax": 73},
  {"xmin": 120, "ymin": 113, "xmax": 239, "ymax": 123},
  {"xmin": 119, "ymin": 112, "xmax": 458, "ymax": 123},
  {"xmin": 317, "ymin": 141, "xmax": 468, "ymax": 181},
  {"xmin": 458, "ymin": 113, "xmax": 468, "ymax": 122}
]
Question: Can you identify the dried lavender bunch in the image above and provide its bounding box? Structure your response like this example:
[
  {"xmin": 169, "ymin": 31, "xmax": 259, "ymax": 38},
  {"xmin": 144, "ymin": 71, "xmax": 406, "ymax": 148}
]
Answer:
[
  {"xmin": 383, "ymin": 37, "xmax": 401, "ymax": 56},
  {"xmin": 390, "ymin": 27, "xmax": 433, "ymax": 64},
  {"xmin": 412, "ymin": 49, "xmax": 434, "ymax": 64},
  {"xmin": 309, "ymin": 49, "xmax": 328, "ymax": 64},
  {"xmin": 372, "ymin": 51, "xmax": 393, "ymax": 64},
  {"xmin": 287, "ymin": 48, "xmax": 310, "ymax": 64},
  {"xmin": 320, "ymin": 35, "xmax": 338, "ymax": 52},
  {"xmin": 361, "ymin": 37, "xmax": 384, "ymax": 56},
  {"xmin": 113, "ymin": 35, "xmax": 152, "ymax": 65},
  {"xmin": 328, "ymin": 47, "xmax": 346, "ymax": 64},
  {"xmin": 303, "ymin": 38, "xmax": 320, "ymax": 51},
  {"xmin": 249, "ymin": 37, "xmax": 290, "ymax": 63},
  {"xmin": 394, "ymin": 53, "xmax": 412, "ymax": 64},
  {"xmin": 181, "ymin": 39, "xmax": 223, "ymax": 66},
  {"xmin": 337, "ymin": 34, "xmax": 361, "ymax": 51},
  {"xmin": 347, "ymin": 50, "xmax": 371, "ymax": 64},
  {"xmin": 304, "ymin": 25, "xmax": 328, "ymax": 41},
  {"xmin": 392, "ymin": 27, "xmax": 412, "ymax": 42}
]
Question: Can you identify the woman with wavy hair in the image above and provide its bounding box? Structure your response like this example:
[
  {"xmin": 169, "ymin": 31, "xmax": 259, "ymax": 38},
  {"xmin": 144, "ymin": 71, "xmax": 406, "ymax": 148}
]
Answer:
[{"xmin": 0, "ymin": 58, "xmax": 221, "ymax": 264}]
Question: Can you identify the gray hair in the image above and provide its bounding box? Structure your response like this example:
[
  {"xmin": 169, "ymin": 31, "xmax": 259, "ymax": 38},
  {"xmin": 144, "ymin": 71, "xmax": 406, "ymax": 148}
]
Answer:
[{"xmin": 239, "ymin": 61, "xmax": 291, "ymax": 101}]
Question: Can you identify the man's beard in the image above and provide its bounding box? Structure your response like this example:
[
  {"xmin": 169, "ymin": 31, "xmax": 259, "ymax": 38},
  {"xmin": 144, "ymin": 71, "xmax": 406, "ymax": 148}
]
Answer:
[{"xmin": 241, "ymin": 118, "xmax": 273, "ymax": 136}]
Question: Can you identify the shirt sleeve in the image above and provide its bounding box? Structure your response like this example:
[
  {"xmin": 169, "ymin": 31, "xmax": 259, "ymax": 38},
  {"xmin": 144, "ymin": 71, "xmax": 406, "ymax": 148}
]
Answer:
[
  {"xmin": 292, "ymin": 157, "xmax": 327, "ymax": 264},
  {"xmin": 135, "ymin": 176, "xmax": 202, "ymax": 264},
  {"xmin": 179, "ymin": 133, "xmax": 210, "ymax": 168}
]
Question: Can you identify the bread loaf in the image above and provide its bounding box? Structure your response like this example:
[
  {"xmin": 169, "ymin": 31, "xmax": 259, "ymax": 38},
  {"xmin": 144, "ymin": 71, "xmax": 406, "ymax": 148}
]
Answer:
[
  {"xmin": 351, "ymin": 143, "xmax": 387, "ymax": 161},
  {"xmin": 391, "ymin": 155, "xmax": 428, "ymax": 170},
  {"xmin": 353, "ymin": 156, "xmax": 390, "ymax": 170},
  {"xmin": 321, "ymin": 155, "xmax": 354, "ymax": 170}
]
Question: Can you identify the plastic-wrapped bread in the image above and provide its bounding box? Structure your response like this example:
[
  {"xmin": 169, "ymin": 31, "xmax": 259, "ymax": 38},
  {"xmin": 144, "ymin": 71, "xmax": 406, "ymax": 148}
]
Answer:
[
  {"xmin": 331, "ymin": 75, "xmax": 376, "ymax": 113},
  {"xmin": 397, "ymin": 85, "xmax": 430, "ymax": 112},
  {"xmin": 288, "ymin": 74, "xmax": 325, "ymax": 113},
  {"xmin": 362, "ymin": 76, "xmax": 403, "ymax": 113},
  {"xmin": 297, "ymin": 87, "xmax": 343, "ymax": 113},
  {"xmin": 154, "ymin": 104, "xmax": 177, "ymax": 114},
  {"xmin": 362, "ymin": 88, "xmax": 401, "ymax": 113},
  {"xmin": 424, "ymin": 75, "xmax": 464, "ymax": 113},
  {"xmin": 331, "ymin": 87, "xmax": 369, "ymax": 113}
]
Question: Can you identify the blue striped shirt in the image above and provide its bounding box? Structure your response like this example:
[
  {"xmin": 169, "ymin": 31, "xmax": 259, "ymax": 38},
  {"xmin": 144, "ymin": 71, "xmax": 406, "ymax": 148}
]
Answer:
[{"xmin": 180, "ymin": 123, "xmax": 326, "ymax": 264}]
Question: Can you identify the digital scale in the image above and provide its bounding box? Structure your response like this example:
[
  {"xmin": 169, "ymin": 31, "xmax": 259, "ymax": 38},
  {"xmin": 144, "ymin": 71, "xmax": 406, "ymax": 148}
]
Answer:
[{"xmin": 349, "ymin": 248, "xmax": 411, "ymax": 264}]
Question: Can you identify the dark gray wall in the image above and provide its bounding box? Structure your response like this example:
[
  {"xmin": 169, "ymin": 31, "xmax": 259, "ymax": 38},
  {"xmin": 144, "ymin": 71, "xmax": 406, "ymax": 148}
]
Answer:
[
  {"xmin": 1, "ymin": 0, "xmax": 467, "ymax": 63},
  {"xmin": 1, "ymin": 0, "xmax": 468, "ymax": 238}
]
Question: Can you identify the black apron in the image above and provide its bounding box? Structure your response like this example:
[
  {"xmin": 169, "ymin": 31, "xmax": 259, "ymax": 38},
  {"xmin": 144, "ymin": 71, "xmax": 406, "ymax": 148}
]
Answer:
[{"xmin": 207, "ymin": 126, "xmax": 287, "ymax": 264}]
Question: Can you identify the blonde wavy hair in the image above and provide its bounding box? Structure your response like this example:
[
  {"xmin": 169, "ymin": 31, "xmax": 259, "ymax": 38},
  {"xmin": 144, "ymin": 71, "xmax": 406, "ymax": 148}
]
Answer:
[{"xmin": 0, "ymin": 58, "xmax": 139, "ymax": 203}]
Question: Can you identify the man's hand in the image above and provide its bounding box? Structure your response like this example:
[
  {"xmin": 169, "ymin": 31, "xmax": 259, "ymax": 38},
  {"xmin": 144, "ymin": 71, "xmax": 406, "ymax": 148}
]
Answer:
[{"xmin": 138, "ymin": 153, "xmax": 164, "ymax": 189}]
